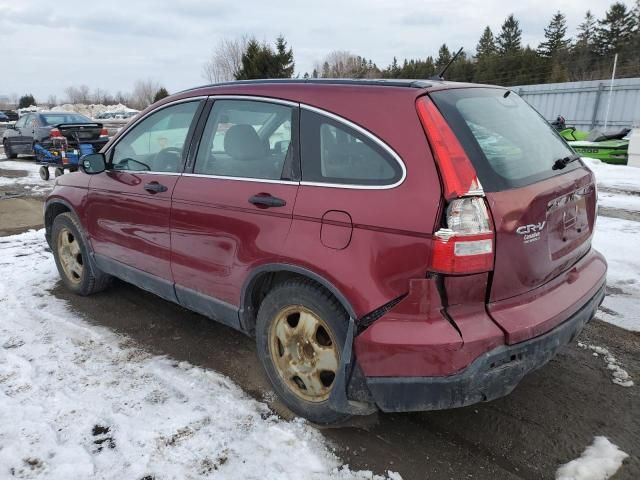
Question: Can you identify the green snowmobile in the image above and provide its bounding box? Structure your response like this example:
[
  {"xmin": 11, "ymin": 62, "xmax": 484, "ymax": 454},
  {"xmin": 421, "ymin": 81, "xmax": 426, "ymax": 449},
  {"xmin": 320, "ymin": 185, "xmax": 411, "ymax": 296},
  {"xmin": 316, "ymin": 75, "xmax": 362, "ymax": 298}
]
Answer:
[{"xmin": 554, "ymin": 120, "xmax": 630, "ymax": 165}]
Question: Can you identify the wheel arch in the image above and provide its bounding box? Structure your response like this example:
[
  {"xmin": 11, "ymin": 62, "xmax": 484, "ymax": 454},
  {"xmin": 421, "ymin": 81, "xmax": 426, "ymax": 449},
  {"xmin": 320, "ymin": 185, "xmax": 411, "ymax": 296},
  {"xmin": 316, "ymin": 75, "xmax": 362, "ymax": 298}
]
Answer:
[
  {"xmin": 44, "ymin": 199, "xmax": 77, "ymax": 247},
  {"xmin": 239, "ymin": 263, "xmax": 357, "ymax": 336}
]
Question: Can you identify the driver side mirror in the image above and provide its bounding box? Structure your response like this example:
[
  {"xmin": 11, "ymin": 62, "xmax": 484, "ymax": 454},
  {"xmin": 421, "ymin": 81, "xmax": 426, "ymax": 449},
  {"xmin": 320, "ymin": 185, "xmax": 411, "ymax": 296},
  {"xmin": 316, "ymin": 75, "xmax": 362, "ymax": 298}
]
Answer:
[{"xmin": 81, "ymin": 153, "xmax": 107, "ymax": 174}]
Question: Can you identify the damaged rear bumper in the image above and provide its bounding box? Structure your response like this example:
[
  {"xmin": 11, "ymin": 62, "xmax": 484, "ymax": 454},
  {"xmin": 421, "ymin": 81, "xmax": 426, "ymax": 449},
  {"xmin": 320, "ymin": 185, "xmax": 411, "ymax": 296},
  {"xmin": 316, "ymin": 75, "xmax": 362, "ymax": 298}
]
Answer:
[{"xmin": 360, "ymin": 281, "xmax": 605, "ymax": 412}]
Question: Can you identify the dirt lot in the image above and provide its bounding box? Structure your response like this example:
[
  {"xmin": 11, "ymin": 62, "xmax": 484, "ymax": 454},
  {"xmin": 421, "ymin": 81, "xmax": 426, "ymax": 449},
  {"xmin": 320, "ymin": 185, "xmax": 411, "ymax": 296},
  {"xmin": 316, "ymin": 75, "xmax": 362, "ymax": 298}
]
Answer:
[{"xmin": 1, "ymin": 157, "xmax": 638, "ymax": 479}]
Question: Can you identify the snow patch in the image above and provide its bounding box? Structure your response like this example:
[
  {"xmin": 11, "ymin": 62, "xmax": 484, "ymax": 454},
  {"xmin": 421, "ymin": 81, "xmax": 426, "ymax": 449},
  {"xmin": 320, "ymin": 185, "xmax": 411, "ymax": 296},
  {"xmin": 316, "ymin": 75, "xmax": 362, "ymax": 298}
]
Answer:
[
  {"xmin": 555, "ymin": 436, "xmax": 628, "ymax": 480},
  {"xmin": 0, "ymin": 159, "xmax": 54, "ymax": 195},
  {"xmin": 577, "ymin": 343, "xmax": 633, "ymax": 387},
  {"xmin": 593, "ymin": 216, "xmax": 640, "ymax": 332},
  {"xmin": 0, "ymin": 229, "xmax": 400, "ymax": 480},
  {"xmin": 584, "ymin": 157, "xmax": 640, "ymax": 194}
]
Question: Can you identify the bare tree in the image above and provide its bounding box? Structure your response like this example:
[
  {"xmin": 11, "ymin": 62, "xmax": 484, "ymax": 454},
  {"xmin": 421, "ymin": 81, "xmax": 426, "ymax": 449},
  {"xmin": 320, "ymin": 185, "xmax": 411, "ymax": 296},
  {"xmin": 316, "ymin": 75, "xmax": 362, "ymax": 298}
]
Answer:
[
  {"xmin": 64, "ymin": 85, "xmax": 91, "ymax": 104},
  {"xmin": 114, "ymin": 91, "xmax": 131, "ymax": 106},
  {"xmin": 314, "ymin": 51, "xmax": 361, "ymax": 78},
  {"xmin": 130, "ymin": 79, "xmax": 162, "ymax": 109},
  {"xmin": 202, "ymin": 36, "xmax": 249, "ymax": 83},
  {"xmin": 47, "ymin": 95, "xmax": 58, "ymax": 107}
]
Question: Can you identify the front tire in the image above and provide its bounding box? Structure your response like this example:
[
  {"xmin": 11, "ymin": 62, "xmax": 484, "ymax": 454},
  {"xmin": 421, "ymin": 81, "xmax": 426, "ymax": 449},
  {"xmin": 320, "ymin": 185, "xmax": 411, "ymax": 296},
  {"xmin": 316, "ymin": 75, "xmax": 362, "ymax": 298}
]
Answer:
[
  {"xmin": 51, "ymin": 212, "xmax": 111, "ymax": 295},
  {"xmin": 256, "ymin": 279, "xmax": 351, "ymax": 425},
  {"xmin": 3, "ymin": 140, "xmax": 17, "ymax": 159}
]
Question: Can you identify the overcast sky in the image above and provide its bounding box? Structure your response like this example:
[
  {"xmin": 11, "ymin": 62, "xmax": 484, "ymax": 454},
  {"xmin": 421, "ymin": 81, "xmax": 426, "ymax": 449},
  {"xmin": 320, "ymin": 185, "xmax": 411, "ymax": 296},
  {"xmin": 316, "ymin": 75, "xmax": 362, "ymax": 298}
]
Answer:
[{"xmin": 0, "ymin": 0, "xmax": 613, "ymax": 101}]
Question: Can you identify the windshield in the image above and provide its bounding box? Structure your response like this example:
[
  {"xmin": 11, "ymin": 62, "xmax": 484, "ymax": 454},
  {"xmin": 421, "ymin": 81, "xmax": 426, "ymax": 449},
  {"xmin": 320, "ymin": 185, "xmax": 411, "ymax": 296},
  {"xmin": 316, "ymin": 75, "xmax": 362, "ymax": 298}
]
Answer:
[
  {"xmin": 40, "ymin": 113, "xmax": 93, "ymax": 126},
  {"xmin": 430, "ymin": 88, "xmax": 579, "ymax": 191}
]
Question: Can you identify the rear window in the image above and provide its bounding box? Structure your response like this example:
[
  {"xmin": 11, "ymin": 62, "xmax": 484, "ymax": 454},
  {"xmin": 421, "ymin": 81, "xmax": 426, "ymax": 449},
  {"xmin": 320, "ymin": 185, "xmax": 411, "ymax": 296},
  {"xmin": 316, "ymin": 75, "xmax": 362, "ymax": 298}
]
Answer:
[
  {"xmin": 40, "ymin": 114, "xmax": 93, "ymax": 125},
  {"xmin": 430, "ymin": 88, "xmax": 579, "ymax": 191}
]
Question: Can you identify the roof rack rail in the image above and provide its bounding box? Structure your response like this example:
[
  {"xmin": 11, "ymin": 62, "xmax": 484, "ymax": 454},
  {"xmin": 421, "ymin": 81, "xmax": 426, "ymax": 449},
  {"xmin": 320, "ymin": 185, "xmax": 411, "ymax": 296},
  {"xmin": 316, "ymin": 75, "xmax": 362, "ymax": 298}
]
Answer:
[{"xmin": 177, "ymin": 78, "xmax": 434, "ymax": 94}]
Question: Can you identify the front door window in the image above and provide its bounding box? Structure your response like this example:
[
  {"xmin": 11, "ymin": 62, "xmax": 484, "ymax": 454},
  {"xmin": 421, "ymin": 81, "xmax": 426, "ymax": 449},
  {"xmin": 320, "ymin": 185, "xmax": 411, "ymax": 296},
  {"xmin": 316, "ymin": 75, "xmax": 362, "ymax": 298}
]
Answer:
[{"xmin": 111, "ymin": 101, "xmax": 200, "ymax": 173}]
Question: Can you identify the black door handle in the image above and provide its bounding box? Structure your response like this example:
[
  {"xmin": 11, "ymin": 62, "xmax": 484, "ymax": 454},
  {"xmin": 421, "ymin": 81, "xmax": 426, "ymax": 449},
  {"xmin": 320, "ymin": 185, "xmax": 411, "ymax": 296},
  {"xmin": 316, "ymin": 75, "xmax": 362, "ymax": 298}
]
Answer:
[
  {"xmin": 248, "ymin": 194, "xmax": 286, "ymax": 208},
  {"xmin": 144, "ymin": 182, "xmax": 168, "ymax": 193}
]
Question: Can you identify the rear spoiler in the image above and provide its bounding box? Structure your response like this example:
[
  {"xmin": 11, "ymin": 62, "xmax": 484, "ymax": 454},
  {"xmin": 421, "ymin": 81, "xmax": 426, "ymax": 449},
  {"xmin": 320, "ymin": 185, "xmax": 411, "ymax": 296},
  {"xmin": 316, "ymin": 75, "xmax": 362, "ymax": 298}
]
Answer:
[{"xmin": 54, "ymin": 123, "xmax": 103, "ymax": 129}]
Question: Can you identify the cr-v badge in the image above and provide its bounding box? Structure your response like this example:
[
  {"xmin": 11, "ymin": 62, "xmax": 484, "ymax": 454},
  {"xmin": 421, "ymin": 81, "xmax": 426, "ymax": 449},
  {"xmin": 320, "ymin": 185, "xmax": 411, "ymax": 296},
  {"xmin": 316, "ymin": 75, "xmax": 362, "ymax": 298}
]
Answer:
[{"xmin": 516, "ymin": 222, "xmax": 546, "ymax": 244}]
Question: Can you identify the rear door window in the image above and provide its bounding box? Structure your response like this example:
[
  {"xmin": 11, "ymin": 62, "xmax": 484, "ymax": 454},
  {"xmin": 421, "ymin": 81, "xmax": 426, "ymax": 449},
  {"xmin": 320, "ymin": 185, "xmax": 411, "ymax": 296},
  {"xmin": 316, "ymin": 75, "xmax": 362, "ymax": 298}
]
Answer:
[
  {"xmin": 300, "ymin": 109, "xmax": 402, "ymax": 186},
  {"xmin": 430, "ymin": 88, "xmax": 579, "ymax": 191},
  {"xmin": 194, "ymin": 100, "xmax": 294, "ymax": 181}
]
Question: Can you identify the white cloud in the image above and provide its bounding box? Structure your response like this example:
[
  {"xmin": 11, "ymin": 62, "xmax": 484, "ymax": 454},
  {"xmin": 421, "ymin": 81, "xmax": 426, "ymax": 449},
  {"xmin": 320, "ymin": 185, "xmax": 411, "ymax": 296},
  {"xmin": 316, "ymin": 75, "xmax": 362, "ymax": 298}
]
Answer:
[{"xmin": 0, "ymin": 0, "xmax": 613, "ymax": 100}]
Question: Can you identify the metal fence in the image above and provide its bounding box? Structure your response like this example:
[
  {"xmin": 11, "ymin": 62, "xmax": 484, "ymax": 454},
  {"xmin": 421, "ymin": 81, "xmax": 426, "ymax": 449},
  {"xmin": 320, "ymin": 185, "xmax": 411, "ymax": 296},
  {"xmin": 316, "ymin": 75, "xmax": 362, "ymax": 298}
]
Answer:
[{"xmin": 515, "ymin": 77, "xmax": 640, "ymax": 131}]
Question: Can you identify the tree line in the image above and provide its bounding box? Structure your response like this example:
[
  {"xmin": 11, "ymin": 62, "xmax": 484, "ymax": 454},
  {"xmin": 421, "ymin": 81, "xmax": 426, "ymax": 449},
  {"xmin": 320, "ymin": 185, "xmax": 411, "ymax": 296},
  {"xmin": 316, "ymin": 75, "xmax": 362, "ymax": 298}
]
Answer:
[
  {"xmin": 204, "ymin": 1, "xmax": 639, "ymax": 86},
  {"xmin": 14, "ymin": 81, "xmax": 170, "ymax": 111}
]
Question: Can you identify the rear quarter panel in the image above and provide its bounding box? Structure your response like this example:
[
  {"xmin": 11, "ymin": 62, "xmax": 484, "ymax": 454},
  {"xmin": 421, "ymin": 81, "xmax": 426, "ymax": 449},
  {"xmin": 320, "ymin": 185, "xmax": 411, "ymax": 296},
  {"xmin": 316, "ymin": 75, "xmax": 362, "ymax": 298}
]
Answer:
[{"xmin": 283, "ymin": 88, "xmax": 442, "ymax": 317}]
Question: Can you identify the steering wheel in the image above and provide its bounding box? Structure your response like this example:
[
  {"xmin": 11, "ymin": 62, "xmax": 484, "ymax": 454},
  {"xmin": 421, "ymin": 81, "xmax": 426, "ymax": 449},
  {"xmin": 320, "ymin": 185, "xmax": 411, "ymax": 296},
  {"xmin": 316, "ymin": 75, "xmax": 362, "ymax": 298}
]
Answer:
[{"xmin": 153, "ymin": 147, "xmax": 182, "ymax": 172}]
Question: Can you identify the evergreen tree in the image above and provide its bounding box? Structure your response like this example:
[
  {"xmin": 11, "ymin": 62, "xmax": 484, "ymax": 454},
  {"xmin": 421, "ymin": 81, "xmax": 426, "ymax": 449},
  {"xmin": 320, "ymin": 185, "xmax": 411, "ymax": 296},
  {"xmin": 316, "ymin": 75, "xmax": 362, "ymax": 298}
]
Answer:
[
  {"xmin": 576, "ymin": 10, "xmax": 597, "ymax": 47},
  {"xmin": 496, "ymin": 14, "xmax": 522, "ymax": 54},
  {"xmin": 476, "ymin": 26, "xmax": 497, "ymax": 58},
  {"xmin": 311, "ymin": 68, "xmax": 319, "ymax": 78},
  {"xmin": 596, "ymin": 2, "xmax": 635, "ymax": 54},
  {"xmin": 435, "ymin": 44, "xmax": 452, "ymax": 70},
  {"xmin": 236, "ymin": 36, "xmax": 295, "ymax": 80},
  {"xmin": 18, "ymin": 94, "xmax": 36, "ymax": 109},
  {"xmin": 571, "ymin": 10, "xmax": 599, "ymax": 80},
  {"xmin": 153, "ymin": 87, "xmax": 169, "ymax": 103},
  {"xmin": 538, "ymin": 11, "xmax": 571, "ymax": 57},
  {"xmin": 273, "ymin": 35, "xmax": 295, "ymax": 78}
]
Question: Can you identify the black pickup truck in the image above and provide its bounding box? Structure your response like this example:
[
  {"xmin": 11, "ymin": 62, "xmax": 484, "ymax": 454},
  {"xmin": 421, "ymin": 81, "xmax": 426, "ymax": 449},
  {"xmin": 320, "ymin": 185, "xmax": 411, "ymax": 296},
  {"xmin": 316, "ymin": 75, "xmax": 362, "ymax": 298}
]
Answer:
[{"xmin": 2, "ymin": 111, "xmax": 108, "ymax": 159}]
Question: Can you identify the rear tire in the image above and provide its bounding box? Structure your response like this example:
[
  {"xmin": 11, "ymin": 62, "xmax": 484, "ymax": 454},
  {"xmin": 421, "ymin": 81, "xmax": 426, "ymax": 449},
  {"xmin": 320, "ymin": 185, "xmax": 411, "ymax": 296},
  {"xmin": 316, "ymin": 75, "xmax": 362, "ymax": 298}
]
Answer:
[
  {"xmin": 3, "ymin": 140, "xmax": 17, "ymax": 159},
  {"xmin": 256, "ymin": 279, "xmax": 352, "ymax": 425},
  {"xmin": 39, "ymin": 166, "xmax": 50, "ymax": 181},
  {"xmin": 51, "ymin": 212, "xmax": 112, "ymax": 295},
  {"xmin": 54, "ymin": 167, "xmax": 64, "ymax": 177}
]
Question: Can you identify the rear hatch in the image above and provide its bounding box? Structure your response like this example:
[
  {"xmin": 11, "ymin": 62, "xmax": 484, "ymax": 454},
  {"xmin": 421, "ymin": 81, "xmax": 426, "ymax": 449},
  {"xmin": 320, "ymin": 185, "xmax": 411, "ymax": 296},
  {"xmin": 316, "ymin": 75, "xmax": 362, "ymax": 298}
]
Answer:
[
  {"xmin": 430, "ymin": 88, "xmax": 597, "ymax": 304},
  {"xmin": 56, "ymin": 123, "xmax": 104, "ymax": 145}
]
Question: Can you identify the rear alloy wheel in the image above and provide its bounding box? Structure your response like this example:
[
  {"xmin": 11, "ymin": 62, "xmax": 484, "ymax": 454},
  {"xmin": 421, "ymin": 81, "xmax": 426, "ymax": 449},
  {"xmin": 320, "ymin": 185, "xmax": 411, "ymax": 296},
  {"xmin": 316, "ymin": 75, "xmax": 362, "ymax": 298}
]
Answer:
[
  {"xmin": 256, "ymin": 279, "xmax": 351, "ymax": 424},
  {"xmin": 270, "ymin": 305, "xmax": 339, "ymax": 403}
]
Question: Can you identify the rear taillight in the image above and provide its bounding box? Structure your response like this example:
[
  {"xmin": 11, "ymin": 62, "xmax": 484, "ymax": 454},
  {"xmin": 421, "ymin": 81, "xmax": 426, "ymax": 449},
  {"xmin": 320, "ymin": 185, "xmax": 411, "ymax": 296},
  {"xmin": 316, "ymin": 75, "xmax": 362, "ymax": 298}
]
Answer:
[
  {"xmin": 417, "ymin": 96, "xmax": 495, "ymax": 274},
  {"xmin": 416, "ymin": 96, "xmax": 482, "ymax": 200},
  {"xmin": 100, "ymin": 128, "xmax": 109, "ymax": 137},
  {"xmin": 430, "ymin": 197, "xmax": 494, "ymax": 274},
  {"xmin": 49, "ymin": 128, "xmax": 62, "ymax": 138}
]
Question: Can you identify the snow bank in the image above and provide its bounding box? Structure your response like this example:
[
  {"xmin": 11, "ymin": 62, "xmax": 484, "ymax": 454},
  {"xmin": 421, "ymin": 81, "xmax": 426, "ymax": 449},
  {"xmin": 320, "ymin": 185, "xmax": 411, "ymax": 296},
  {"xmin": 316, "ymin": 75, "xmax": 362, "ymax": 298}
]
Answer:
[
  {"xmin": 0, "ymin": 230, "xmax": 399, "ymax": 480},
  {"xmin": 583, "ymin": 157, "xmax": 640, "ymax": 194},
  {"xmin": 577, "ymin": 343, "xmax": 633, "ymax": 387},
  {"xmin": 593, "ymin": 216, "xmax": 640, "ymax": 331},
  {"xmin": 51, "ymin": 103, "xmax": 138, "ymax": 117},
  {"xmin": 555, "ymin": 436, "xmax": 628, "ymax": 480}
]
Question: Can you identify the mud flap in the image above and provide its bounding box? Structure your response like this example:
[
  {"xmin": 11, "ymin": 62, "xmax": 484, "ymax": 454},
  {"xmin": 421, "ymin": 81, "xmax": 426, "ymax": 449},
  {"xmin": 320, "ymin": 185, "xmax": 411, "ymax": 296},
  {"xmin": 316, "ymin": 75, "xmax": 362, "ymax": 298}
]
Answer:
[{"xmin": 328, "ymin": 318, "xmax": 377, "ymax": 415}]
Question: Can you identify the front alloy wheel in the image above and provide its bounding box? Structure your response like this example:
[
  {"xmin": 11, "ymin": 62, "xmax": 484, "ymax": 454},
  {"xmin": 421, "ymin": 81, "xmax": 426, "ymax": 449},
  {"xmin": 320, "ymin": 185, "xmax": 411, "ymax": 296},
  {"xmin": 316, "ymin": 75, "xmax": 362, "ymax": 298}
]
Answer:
[{"xmin": 56, "ymin": 227, "xmax": 84, "ymax": 284}]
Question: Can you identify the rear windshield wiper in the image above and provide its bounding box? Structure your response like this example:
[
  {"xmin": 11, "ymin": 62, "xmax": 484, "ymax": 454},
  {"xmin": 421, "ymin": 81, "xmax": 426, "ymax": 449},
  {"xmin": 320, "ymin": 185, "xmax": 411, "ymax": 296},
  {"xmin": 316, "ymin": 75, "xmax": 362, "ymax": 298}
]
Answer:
[{"xmin": 552, "ymin": 154, "xmax": 580, "ymax": 170}]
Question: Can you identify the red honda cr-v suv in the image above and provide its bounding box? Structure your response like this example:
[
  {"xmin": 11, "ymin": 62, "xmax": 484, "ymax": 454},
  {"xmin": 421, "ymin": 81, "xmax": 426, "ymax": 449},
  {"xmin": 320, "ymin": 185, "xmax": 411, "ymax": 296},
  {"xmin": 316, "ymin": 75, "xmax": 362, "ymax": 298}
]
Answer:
[{"xmin": 45, "ymin": 79, "xmax": 606, "ymax": 424}]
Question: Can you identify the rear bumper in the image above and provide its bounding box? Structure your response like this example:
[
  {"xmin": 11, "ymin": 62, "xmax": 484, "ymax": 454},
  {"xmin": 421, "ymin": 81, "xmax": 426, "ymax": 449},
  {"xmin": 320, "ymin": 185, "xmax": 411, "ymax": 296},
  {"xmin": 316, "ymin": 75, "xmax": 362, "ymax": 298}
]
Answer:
[{"xmin": 362, "ymin": 282, "xmax": 605, "ymax": 412}]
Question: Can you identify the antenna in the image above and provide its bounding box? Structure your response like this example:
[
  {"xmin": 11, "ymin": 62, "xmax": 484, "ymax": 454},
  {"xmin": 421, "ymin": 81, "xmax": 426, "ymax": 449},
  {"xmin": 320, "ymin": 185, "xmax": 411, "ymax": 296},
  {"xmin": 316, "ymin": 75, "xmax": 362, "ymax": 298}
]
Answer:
[{"xmin": 432, "ymin": 47, "xmax": 464, "ymax": 80}]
